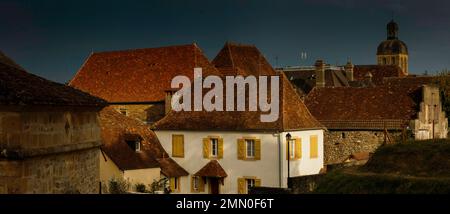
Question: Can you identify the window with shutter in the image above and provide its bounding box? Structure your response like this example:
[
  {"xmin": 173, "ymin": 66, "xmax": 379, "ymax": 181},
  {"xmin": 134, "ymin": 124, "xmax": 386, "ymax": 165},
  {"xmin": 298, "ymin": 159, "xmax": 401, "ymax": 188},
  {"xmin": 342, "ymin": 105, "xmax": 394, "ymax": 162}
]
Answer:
[
  {"xmin": 170, "ymin": 177, "xmax": 180, "ymax": 193},
  {"xmin": 239, "ymin": 138, "xmax": 261, "ymax": 160},
  {"xmin": 310, "ymin": 135, "xmax": 319, "ymax": 159},
  {"xmin": 203, "ymin": 137, "xmax": 223, "ymax": 159}
]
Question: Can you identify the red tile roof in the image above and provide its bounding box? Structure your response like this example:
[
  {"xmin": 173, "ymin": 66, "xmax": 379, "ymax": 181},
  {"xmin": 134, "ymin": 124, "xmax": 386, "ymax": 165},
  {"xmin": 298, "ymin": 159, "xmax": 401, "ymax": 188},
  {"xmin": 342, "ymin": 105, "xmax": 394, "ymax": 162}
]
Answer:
[
  {"xmin": 0, "ymin": 52, "xmax": 106, "ymax": 107},
  {"xmin": 212, "ymin": 42, "xmax": 276, "ymax": 76},
  {"xmin": 69, "ymin": 44, "xmax": 220, "ymax": 103},
  {"xmin": 194, "ymin": 160, "xmax": 227, "ymax": 178},
  {"xmin": 99, "ymin": 107, "xmax": 187, "ymax": 175},
  {"xmin": 305, "ymin": 84, "xmax": 423, "ymax": 130},
  {"xmin": 152, "ymin": 43, "xmax": 323, "ymax": 131},
  {"xmin": 158, "ymin": 158, "xmax": 189, "ymax": 177},
  {"xmin": 353, "ymin": 65, "xmax": 405, "ymax": 84}
]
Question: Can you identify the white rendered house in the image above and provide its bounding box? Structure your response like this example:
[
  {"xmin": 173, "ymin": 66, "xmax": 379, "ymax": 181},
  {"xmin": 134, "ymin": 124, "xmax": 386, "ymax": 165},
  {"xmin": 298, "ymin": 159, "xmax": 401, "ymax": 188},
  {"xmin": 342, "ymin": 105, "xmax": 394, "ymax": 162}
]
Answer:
[{"xmin": 152, "ymin": 42, "xmax": 325, "ymax": 194}]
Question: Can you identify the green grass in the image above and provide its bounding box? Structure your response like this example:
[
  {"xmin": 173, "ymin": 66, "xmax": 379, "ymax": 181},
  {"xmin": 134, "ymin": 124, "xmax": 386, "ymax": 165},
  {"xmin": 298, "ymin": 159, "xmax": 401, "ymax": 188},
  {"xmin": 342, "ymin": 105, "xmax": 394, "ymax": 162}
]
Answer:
[
  {"xmin": 314, "ymin": 170, "xmax": 450, "ymax": 194},
  {"xmin": 314, "ymin": 139, "xmax": 450, "ymax": 194},
  {"xmin": 362, "ymin": 139, "xmax": 450, "ymax": 177}
]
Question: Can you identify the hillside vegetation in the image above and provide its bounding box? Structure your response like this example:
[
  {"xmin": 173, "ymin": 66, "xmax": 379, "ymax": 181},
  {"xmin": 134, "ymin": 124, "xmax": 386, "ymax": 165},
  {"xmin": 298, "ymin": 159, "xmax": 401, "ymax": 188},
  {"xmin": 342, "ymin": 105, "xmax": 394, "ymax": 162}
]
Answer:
[{"xmin": 315, "ymin": 139, "xmax": 450, "ymax": 194}]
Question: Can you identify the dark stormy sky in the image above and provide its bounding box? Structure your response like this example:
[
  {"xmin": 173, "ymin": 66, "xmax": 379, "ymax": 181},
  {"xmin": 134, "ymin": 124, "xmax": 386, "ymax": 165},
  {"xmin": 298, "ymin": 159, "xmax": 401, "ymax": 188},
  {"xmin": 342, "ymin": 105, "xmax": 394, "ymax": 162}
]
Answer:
[{"xmin": 1, "ymin": 0, "xmax": 449, "ymax": 83}]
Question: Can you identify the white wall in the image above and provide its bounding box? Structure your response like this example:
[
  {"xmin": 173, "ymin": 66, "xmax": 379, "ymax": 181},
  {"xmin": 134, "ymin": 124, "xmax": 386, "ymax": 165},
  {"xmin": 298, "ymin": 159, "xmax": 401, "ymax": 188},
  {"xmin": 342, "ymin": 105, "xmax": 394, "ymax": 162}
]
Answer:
[
  {"xmin": 281, "ymin": 130, "xmax": 324, "ymax": 188},
  {"xmin": 154, "ymin": 129, "xmax": 324, "ymax": 193},
  {"xmin": 124, "ymin": 168, "xmax": 161, "ymax": 187}
]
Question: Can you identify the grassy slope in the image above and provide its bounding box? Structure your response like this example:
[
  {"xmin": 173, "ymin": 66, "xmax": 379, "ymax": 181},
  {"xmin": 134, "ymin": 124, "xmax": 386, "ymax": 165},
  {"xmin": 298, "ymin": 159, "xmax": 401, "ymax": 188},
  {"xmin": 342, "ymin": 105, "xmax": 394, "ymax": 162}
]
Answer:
[{"xmin": 315, "ymin": 139, "xmax": 450, "ymax": 194}]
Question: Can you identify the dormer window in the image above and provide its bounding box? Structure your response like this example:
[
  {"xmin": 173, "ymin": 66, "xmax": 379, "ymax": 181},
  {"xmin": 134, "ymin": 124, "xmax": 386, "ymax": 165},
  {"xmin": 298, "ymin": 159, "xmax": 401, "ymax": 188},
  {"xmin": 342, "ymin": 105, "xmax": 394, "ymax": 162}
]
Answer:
[{"xmin": 124, "ymin": 133, "xmax": 143, "ymax": 152}]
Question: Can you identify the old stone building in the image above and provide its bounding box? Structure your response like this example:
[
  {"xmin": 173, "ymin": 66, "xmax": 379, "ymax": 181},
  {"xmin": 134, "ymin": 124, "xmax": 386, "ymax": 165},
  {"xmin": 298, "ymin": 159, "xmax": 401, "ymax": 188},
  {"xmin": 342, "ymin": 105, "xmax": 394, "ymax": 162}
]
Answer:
[
  {"xmin": 69, "ymin": 44, "xmax": 220, "ymax": 125},
  {"xmin": 305, "ymin": 79, "xmax": 448, "ymax": 164},
  {"xmin": 153, "ymin": 43, "xmax": 326, "ymax": 194},
  {"xmin": 0, "ymin": 51, "xmax": 107, "ymax": 194}
]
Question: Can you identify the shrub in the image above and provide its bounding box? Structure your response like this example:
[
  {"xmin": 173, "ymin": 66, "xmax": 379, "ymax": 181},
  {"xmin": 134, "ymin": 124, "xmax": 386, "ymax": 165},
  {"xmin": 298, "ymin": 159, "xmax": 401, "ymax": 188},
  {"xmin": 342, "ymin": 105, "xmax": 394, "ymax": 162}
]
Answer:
[
  {"xmin": 134, "ymin": 183, "xmax": 147, "ymax": 193},
  {"xmin": 108, "ymin": 177, "xmax": 130, "ymax": 194}
]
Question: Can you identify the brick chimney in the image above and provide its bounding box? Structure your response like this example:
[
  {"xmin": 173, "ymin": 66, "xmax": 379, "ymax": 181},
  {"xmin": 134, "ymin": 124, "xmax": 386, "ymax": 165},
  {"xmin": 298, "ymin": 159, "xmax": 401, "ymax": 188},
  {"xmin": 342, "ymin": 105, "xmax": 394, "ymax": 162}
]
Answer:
[
  {"xmin": 315, "ymin": 60, "xmax": 326, "ymax": 88},
  {"xmin": 344, "ymin": 60, "xmax": 354, "ymax": 81}
]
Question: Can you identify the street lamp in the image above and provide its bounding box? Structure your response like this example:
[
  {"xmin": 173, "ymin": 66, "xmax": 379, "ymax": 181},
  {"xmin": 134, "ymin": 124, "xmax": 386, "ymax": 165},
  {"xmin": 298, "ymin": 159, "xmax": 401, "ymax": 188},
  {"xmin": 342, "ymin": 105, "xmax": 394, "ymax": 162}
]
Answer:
[{"xmin": 286, "ymin": 133, "xmax": 292, "ymax": 188}]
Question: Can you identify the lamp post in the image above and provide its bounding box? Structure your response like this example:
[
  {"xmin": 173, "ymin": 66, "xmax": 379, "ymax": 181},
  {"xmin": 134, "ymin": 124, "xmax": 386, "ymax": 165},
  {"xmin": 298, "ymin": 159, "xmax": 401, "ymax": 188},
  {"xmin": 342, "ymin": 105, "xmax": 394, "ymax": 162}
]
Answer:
[{"xmin": 286, "ymin": 133, "xmax": 292, "ymax": 188}]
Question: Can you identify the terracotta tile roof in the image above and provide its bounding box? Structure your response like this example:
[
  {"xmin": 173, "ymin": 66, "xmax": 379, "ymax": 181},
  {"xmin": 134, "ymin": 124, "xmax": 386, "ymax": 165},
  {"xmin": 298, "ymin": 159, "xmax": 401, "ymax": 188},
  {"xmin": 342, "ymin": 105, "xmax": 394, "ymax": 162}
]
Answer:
[
  {"xmin": 194, "ymin": 160, "xmax": 227, "ymax": 178},
  {"xmin": 0, "ymin": 52, "xmax": 106, "ymax": 107},
  {"xmin": 152, "ymin": 43, "xmax": 323, "ymax": 131},
  {"xmin": 212, "ymin": 42, "xmax": 276, "ymax": 76},
  {"xmin": 158, "ymin": 158, "xmax": 189, "ymax": 177},
  {"xmin": 99, "ymin": 107, "xmax": 187, "ymax": 175},
  {"xmin": 382, "ymin": 75, "xmax": 435, "ymax": 86},
  {"xmin": 0, "ymin": 51, "xmax": 24, "ymax": 70},
  {"xmin": 305, "ymin": 84, "xmax": 423, "ymax": 129},
  {"xmin": 69, "ymin": 44, "xmax": 220, "ymax": 103},
  {"xmin": 152, "ymin": 73, "xmax": 323, "ymax": 131},
  {"xmin": 353, "ymin": 65, "xmax": 405, "ymax": 84}
]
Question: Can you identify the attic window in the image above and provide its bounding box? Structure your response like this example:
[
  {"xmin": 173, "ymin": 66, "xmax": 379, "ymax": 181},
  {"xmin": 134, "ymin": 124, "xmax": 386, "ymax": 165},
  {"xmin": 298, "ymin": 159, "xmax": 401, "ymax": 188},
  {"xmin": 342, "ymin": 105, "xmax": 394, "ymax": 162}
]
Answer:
[{"xmin": 124, "ymin": 134, "xmax": 143, "ymax": 152}]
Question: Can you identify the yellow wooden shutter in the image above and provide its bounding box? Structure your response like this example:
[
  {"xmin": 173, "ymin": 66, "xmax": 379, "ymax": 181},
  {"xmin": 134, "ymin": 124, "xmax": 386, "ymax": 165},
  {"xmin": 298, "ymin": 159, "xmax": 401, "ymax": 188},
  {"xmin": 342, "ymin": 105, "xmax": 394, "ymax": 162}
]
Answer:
[
  {"xmin": 218, "ymin": 138, "xmax": 224, "ymax": 159},
  {"xmin": 199, "ymin": 177, "xmax": 205, "ymax": 192},
  {"xmin": 237, "ymin": 139, "xmax": 245, "ymax": 160},
  {"xmin": 237, "ymin": 178, "xmax": 246, "ymax": 194},
  {"xmin": 172, "ymin": 135, "xmax": 184, "ymax": 157},
  {"xmin": 255, "ymin": 179, "xmax": 261, "ymax": 187},
  {"xmin": 203, "ymin": 138, "xmax": 210, "ymax": 159},
  {"xmin": 310, "ymin": 135, "xmax": 318, "ymax": 159},
  {"xmin": 255, "ymin": 139, "xmax": 261, "ymax": 160},
  {"xmin": 169, "ymin": 178, "xmax": 175, "ymax": 191},
  {"xmin": 295, "ymin": 137, "xmax": 302, "ymax": 159}
]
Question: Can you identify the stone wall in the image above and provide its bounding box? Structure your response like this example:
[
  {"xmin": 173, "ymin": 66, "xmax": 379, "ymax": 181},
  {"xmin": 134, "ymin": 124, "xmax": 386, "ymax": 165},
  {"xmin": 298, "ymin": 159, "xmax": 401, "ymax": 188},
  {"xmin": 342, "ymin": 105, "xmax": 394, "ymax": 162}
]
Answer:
[
  {"xmin": 0, "ymin": 108, "xmax": 102, "ymax": 194},
  {"xmin": 289, "ymin": 174, "xmax": 326, "ymax": 194},
  {"xmin": 111, "ymin": 103, "xmax": 165, "ymax": 125},
  {"xmin": 0, "ymin": 148, "xmax": 99, "ymax": 194},
  {"xmin": 324, "ymin": 130, "xmax": 401, "ymax": 164},
  {"xmin": 0, "ymin": 110, "xmax": 101, "ymax": 152}
]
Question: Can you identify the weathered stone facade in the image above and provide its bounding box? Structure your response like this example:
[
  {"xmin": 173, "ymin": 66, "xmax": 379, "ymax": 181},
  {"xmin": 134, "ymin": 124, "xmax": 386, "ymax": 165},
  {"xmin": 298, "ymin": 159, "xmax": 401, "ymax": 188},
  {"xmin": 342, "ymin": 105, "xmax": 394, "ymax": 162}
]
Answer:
[
  {"xmin": 0, "ymin": 108, "xmax": 102, "ymax": 194},
  {"xmin": 0, "ymin": 148, "xmax": 99, "ymax": 194},
  {"xmin": 111, "ymin": 103, "xmax": 165, "ymax": 125},
  {"xmin": 324, "ymin": 130, "xmax": 402, "ymax": 164}
]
